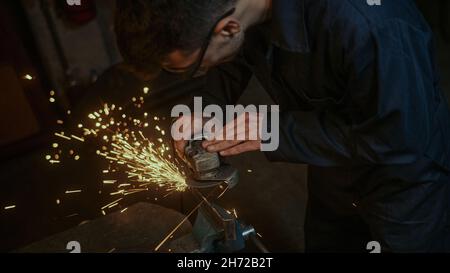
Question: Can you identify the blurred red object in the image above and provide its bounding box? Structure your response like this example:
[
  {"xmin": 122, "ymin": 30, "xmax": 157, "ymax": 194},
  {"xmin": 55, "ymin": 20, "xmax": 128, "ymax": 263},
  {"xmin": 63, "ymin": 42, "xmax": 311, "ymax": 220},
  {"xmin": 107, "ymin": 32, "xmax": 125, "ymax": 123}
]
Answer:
[{"xmin": 63, "ymin": 0, "xmax": 97, "ymax": 25}]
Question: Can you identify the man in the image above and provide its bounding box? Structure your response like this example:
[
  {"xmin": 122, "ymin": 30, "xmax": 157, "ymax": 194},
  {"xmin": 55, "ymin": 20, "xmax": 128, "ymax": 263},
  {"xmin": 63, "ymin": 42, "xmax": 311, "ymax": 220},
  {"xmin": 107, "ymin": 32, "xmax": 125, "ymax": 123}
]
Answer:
[{"xmin": 115, "ymin": 0, "xmax": 450, "ymax": 252}]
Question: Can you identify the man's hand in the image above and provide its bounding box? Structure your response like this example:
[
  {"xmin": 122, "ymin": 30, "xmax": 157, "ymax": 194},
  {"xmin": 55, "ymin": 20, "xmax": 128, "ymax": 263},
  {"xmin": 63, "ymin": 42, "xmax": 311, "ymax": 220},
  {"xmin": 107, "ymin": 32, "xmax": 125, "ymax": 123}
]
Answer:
[
  {"xmin": 172, "ymin": 112, "xmax": 262, "ymax": 158},
  {"xmin": 174, "ymin": 139, "xmax": 188, "ymax": 160},
  {"xmin": 203, "ymin": 112, "xmax": 262, "ymax": 156},
  {"xmin": 203, "ymin": 139, "xmax": 261, "ymax": 156},
  {"xmin": 172, "ymin": 115, "xmax": 203, "ymax": 160}
]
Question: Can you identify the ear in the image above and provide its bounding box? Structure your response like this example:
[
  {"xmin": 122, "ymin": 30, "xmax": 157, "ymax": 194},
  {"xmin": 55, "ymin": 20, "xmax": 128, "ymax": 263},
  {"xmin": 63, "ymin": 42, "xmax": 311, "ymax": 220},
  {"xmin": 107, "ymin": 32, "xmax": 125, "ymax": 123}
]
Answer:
[{"xmin": 214, "ymin": 17, "xmax": 241, "ymax": 38}]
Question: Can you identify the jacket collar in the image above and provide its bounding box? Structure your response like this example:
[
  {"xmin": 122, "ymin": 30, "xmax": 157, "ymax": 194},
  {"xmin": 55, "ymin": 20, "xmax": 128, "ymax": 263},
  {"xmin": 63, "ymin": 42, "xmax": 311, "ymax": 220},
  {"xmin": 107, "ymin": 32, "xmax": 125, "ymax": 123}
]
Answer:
[{"xmin": 270, "ymin": 0, "xmax": 310, "ymax": 52}]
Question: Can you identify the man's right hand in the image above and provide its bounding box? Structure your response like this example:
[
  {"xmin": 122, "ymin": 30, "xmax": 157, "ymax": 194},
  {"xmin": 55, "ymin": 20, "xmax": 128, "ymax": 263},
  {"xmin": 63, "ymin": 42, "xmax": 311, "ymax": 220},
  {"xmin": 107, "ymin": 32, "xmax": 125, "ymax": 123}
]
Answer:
[{"xmin": 172, "ymin": 112, "xmax": 263, "ymax": 159}]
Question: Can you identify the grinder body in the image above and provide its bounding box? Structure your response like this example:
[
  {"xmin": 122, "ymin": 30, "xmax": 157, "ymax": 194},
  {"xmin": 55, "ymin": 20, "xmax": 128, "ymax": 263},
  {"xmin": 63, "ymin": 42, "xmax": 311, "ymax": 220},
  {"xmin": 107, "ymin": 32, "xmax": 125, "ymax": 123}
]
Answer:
[{"xmin": 184, "ymin": 140, "xmax": 238, "ymax": 189}]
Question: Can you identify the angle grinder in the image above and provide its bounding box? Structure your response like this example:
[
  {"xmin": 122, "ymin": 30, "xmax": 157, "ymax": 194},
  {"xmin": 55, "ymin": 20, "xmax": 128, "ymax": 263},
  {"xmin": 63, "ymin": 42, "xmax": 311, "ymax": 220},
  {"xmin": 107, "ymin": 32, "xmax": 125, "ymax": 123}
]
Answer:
[{"xmin": 183, "ymin": 139, "xmax": 238, "ymax": 189}]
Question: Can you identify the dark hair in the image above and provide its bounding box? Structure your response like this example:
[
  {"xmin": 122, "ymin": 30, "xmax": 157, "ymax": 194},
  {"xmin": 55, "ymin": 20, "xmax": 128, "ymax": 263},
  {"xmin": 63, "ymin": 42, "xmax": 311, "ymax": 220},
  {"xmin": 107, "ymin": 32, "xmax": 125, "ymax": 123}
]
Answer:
[{"xmin": 115, "ymin": 0, "xmax": 236, "ymax": 76}]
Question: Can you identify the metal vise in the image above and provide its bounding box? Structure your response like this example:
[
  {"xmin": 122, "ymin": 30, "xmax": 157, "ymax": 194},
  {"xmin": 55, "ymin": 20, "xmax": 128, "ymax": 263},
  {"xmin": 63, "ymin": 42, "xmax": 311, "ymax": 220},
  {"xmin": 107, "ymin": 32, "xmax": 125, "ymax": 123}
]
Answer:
[{"xmin": 180, "ymin": 139, "xmax": 268, "ymax": 253}]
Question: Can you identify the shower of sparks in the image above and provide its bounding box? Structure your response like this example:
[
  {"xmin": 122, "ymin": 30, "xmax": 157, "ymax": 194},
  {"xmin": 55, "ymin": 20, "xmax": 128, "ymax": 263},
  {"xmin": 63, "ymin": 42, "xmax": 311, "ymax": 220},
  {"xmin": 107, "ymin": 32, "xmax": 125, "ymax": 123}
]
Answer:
[
  {"xmin": 6, "ymin": 83, "xmax": 256, "ymax": 253},
  {"xmin": 99, "ymin": 131, "xmax": 187, "ymax": 193},
  {"xmin": 44, "ymin": 87, "xmax": 186, "ymax": 220}
]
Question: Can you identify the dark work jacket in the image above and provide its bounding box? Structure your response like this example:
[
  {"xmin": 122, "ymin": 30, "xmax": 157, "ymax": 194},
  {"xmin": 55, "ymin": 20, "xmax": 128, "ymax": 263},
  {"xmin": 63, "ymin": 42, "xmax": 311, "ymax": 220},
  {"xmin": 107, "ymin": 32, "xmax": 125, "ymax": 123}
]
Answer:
[{"xmin": 199, "ymin": 0, "xmax": 450, "ymax": 170}]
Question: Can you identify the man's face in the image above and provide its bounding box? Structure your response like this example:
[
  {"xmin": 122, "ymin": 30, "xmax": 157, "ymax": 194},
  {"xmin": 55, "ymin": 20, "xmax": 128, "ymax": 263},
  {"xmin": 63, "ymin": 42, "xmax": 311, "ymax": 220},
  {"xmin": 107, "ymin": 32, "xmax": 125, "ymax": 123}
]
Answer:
[{"xmin": 162, "ymin": 16, "xmax": 244, "ymax": 77}]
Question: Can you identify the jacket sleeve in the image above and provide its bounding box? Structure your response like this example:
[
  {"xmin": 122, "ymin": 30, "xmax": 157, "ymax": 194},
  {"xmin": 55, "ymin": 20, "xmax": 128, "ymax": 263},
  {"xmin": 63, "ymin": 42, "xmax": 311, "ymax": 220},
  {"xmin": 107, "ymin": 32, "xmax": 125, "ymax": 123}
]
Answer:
[{"xmin": 265, "ymin": 20, "xmax": 439, "ymax": 167}]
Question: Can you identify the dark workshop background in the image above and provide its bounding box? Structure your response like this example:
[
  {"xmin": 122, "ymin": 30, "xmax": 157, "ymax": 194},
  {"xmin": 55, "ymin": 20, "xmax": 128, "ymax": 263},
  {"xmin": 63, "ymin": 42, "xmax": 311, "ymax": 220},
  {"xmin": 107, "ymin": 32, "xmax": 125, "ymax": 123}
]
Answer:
[{"xmin": 0, "ymin": 0, "xmax": 449, "ymax": 252}]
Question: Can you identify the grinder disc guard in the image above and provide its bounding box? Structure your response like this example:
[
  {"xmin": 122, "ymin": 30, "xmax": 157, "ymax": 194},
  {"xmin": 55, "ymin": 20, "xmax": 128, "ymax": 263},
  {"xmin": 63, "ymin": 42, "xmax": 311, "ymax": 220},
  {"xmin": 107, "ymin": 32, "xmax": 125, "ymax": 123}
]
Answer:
[{"xmin": 184, "ymin": 140, "xmax": 239, "ymax": 189}]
